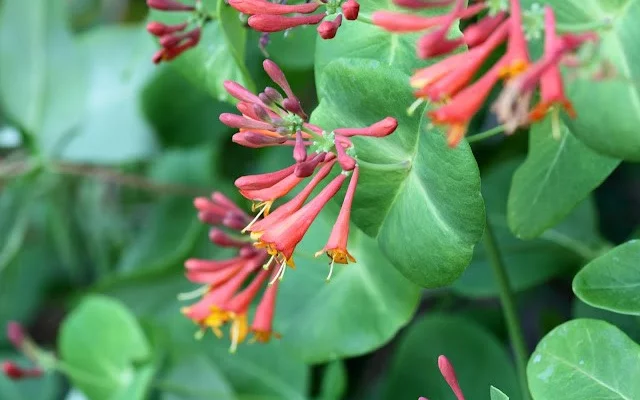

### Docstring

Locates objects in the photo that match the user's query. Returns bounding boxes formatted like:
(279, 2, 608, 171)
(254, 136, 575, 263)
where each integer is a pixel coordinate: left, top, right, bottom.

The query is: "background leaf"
(312, 59, 485, 288)
(382, 314, 520, 400)
(59, 295, 153, 400)
(573, 240, 640, 315)
(508, 115, 619, 239)
(528, 319, 640, 400)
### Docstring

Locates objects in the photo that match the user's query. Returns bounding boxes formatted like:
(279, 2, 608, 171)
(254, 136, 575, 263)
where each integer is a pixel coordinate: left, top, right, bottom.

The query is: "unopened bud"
(264, 87, 284, 103)
(147, 0, 194, 11)
(146, 21, 188, 36)
(2, 362, 42, 380)
(293, 131, 307, 162)
(335, 143, 356, 171)
(295, 152, 325, 177)
(7, 322, 25, 350)
(342, 0, 360, 20)
(209, 228, 246, 248)
(233, 132, 287, 148)
(252, 104, 272, 122)
(317, 15, 342, 39)
(283, 97, 307, 120)
(438, 356, 465, 400)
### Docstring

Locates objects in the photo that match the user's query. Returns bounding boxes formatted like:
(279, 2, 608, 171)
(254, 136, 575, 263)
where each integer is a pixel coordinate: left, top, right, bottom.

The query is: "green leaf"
(312, 59, 485, 288)
(536, 0, 640, 160)
(317, 361, 347, 400)
(276, 214, 420, 363)
(159, 355, 236, 400)
(573, 240, 640, 315)
(528, 319, 640, 400)
(149, 0, 254, 102)
(490, 386, 510, 400)
(57, 26, 159, 163)
(116, 147, 214, 275)
(572, 298, 640, 343)
(382, 315, 520, 400)
(315, 0, 452, 83)
(508, 115, 619, 239)
(0, 0, 86, 143)
(453, 158, 606, 298)
(59, 295, 153, 400)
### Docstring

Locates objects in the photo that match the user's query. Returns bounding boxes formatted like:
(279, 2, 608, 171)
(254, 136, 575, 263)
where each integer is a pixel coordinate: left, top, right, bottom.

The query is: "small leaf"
(382, 315, 520, 400)
(573, 240, 640, 315)
(58, 26, 159, 163)
(0, 0, 86, 144)
(453, 159, 606, 298)
(59, 295, 153, 400)
(312, 59, 485, 288)
(490, 386, 510, 400)
(528, 319, 640, 400)
(508, 116, 619, 239)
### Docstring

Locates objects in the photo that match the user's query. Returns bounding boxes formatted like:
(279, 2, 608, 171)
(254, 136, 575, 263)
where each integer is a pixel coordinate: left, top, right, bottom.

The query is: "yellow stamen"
(229, 313, 249, 353)
(326, 257, 336, 282)
(242, 203, 269, 233)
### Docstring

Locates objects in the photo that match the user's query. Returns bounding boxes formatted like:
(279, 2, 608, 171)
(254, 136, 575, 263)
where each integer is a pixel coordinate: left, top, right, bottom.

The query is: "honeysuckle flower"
(146, 0, 208, 63)
(419, 355, 465, 400)
(374, 0, 597, 146)
(229, 0, 360, 45)
(184, 60, 399, 350)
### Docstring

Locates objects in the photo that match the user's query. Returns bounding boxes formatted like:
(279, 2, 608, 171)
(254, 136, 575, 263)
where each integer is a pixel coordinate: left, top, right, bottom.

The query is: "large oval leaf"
(382, 315, 520, 400)
(311, 59, 485, 288)
(149, 0, 253, 102)
(528, 319, 640, 400)
(535, 0, 640, 160)
(276, 214, 420, 363)
(452, 158, 606, 298)
(508, 116, 619, 239)
(573, 240, 640, 315)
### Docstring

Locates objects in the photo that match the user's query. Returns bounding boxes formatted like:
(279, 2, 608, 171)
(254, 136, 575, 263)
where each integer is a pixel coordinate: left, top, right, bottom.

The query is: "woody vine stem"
(483, 216, 531, 400)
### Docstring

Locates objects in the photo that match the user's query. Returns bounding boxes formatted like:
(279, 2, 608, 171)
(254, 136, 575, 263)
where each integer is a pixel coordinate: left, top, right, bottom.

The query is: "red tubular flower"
(256, 174, 347, 267)
(228, 0, 320, 15)
(315, 168, 359, 280)
(438, 356, 465, 400)
(335, 142, 356, 171)
(2, 362, 42, 380)
(147, 0, 194, 11)
(463, 11, 507, 48)
(232, 132, 288, 148)
(235, 164, 297, 191)
(248, 13, 327, 33)
(499, 0, 530, 79)
(146, 22, 188, 37)
(529, 6, 576, 122)
(372, 2, 484, 33)
(334, 117, 398, 137)
(318, 15, 343, 40)
(251, 277, 280, 342)
(429, 62, 503, 147)
(238, 172, 304, 216)
(342, 0, 360, 21)
(393, 0, 454, 8)
(224, 81, 265, 104)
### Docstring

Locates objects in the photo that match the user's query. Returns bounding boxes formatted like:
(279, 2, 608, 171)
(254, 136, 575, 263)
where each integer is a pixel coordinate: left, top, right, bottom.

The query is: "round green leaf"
(535, 0, 640, 160)
(453, 159, 605, 298)
(508, 116, 619, 239)
(149, 0, 254, 103)
(528, 319, 640, 400)
(311, 59, 485, 288)
(382, 315, 520, 400)
(573, 240, 640, 315)
(59, 295, 153, 400)
(276, 214, 420, 363)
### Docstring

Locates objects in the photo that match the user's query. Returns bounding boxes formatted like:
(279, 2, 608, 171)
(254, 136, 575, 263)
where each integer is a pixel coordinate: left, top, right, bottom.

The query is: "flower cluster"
(146, 0, 209, 64)
(229, 0, 360, 47)
(181, 59, 398, 350)
(373, 0, 598, 146)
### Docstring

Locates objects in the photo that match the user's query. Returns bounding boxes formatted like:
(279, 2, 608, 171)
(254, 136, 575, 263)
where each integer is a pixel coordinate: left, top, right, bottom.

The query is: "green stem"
(556, 19, 613, 33)
(467, 125, 506, 144)
(483, 217, 531, 400)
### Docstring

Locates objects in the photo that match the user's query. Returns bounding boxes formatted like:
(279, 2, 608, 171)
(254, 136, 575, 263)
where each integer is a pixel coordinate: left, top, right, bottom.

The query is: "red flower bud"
(342, 0, 360, 20)
(317, 15, 343, 40)
(248, 13, 326, 33)
(146, 21, 187, 37)
(2, 362, 42, 380)
(147, 0, 194, 11)
(228, 0, 320, 15)
(7, 321, 25, 349)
